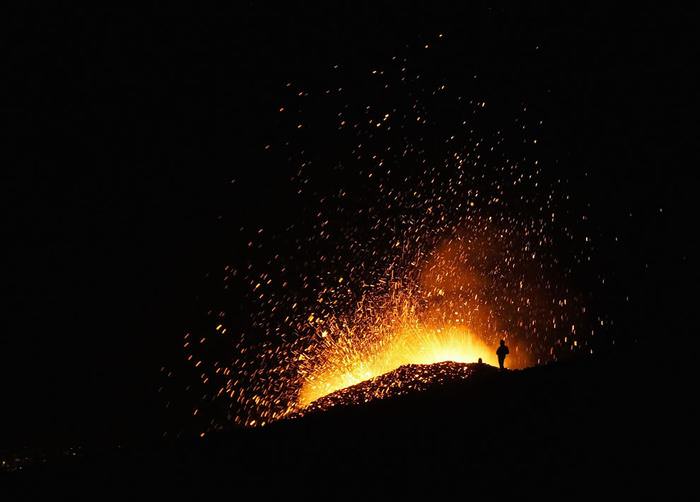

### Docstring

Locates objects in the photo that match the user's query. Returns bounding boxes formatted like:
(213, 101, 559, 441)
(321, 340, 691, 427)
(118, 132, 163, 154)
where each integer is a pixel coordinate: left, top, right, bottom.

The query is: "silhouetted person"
(477, 357, 483, 365)
(496, 339, 509, 370)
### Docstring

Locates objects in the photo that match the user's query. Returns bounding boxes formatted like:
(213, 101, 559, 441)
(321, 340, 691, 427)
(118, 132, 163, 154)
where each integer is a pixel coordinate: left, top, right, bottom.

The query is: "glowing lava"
(294, 234, 533, 409)
(174, 37, 603, 432)
(298, 325, 497, 406)
(296, 360, 497, 416)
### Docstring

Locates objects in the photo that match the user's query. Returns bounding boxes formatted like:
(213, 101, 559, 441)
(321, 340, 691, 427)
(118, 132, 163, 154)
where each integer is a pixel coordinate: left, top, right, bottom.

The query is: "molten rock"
(295, 361, 501, 416)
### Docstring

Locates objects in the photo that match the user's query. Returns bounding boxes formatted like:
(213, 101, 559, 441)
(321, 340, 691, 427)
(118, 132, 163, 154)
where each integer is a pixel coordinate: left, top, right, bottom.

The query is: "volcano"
(4, 343, 689, 498)
(296, 360, 503, 416)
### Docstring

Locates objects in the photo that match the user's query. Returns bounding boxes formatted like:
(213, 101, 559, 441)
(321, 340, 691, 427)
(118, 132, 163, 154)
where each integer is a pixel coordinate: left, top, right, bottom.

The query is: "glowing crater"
(298, 326, 499, 407)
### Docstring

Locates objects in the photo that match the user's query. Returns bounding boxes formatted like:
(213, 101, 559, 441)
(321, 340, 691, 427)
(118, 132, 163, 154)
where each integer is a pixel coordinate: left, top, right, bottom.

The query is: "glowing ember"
(297, 361, 498, 415)
(172, 34, 606, 431)
(295, 233, 535, 407)
(298, 326, 498, 407)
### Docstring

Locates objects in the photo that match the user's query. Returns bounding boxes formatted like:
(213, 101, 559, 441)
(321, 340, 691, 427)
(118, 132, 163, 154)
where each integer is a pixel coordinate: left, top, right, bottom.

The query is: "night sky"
(4, 3, 695, 452)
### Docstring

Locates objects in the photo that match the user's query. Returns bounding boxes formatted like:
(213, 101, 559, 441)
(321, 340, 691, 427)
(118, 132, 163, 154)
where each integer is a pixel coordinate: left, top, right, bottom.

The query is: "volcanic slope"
(7, 343, 691, 498)
(295, 361, 502, 416)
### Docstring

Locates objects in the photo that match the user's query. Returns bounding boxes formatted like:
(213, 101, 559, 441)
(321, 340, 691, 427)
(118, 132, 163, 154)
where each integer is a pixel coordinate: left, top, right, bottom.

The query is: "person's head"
(478, 357, 483, 364)
(500, 339, 505, 346)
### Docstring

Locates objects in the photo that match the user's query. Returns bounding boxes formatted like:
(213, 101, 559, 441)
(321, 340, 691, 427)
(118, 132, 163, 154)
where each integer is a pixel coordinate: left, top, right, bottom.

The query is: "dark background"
(4, 3, 695, 452)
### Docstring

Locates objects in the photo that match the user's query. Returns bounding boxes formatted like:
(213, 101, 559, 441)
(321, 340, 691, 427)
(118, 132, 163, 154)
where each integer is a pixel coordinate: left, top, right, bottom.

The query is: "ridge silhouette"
(5, 342, 690, 498)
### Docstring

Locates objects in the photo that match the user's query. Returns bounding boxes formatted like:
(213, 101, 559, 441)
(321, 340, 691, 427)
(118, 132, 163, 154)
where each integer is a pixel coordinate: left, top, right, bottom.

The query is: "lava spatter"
(176, 34, 603, 431)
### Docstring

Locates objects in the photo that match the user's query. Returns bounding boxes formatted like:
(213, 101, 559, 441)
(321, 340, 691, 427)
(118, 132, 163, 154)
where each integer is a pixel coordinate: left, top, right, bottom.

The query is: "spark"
(174, 36, 603, 431)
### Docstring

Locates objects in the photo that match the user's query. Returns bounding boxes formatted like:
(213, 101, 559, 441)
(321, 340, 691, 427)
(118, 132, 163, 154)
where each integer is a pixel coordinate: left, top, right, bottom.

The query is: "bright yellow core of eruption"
(297, 326, 498, 407)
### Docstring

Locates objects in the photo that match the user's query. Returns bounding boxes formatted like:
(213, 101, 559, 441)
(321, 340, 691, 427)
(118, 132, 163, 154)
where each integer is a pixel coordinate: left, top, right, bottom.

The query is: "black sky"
(4, 3, 695, 450)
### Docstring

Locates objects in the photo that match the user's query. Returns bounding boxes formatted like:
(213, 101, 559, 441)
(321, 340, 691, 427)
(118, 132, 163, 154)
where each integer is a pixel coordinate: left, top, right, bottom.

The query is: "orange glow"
(294, 234, 533, 410)
(298, 324, 498, 406)
(179, 47, 598, 431)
